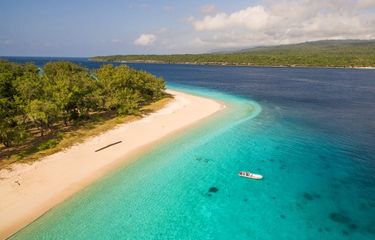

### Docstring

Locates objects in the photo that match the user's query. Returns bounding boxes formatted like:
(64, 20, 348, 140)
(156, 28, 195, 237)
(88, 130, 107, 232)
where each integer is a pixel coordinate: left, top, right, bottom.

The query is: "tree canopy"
(0, 60, 166, 147)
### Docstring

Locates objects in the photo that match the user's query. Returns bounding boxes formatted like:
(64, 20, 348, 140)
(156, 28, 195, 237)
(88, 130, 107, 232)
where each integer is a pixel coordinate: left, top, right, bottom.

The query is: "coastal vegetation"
(91, 40, 375, 68)
(0, 60, 167, 166)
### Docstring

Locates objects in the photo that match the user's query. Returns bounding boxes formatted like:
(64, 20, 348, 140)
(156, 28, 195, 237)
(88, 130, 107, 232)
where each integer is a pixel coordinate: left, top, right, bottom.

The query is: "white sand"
(0, 90, 224, 239)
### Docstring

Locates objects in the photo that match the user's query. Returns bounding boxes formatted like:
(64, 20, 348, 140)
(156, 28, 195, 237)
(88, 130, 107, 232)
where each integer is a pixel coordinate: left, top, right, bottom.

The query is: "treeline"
(0, 60, 165, 147)
(91, 40, 375, 67)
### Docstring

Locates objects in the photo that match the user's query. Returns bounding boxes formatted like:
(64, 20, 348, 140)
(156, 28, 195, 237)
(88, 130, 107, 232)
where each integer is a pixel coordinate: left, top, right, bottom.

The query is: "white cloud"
(134, 34, 156, 46)
(194, 6, 269, 31)
(189, 0, 375, 49)
(200, 4, 217, 14)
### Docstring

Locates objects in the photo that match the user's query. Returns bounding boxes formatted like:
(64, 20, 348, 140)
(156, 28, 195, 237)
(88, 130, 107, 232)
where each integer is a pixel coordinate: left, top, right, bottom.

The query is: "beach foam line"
(0, 89, 224, 239)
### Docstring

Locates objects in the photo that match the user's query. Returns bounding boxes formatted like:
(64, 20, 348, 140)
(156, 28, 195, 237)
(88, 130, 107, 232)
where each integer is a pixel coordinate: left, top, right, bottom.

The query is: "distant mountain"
(91, 39, 375, 68)
(237, 39, 375, 52)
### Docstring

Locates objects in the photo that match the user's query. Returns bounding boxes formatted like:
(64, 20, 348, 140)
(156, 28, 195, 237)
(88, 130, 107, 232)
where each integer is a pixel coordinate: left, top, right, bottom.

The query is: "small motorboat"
(238, 171, 263, 180)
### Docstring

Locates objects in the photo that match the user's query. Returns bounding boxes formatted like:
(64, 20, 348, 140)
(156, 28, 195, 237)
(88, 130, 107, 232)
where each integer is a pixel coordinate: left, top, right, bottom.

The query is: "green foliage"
(36, 133, 64, 151)
(0, 99, 28, 146)
(42, 61, 96, 124)
(91, 40, 375, 67)
(0, 61, 29, 147)
(26, 99, 59, 135)
(115, 88, 142, 115)
(37, 139, 59, 151)
(37, 133, 63, 151)
(95, 64, 165, 114)
(0, 60, 166, 148)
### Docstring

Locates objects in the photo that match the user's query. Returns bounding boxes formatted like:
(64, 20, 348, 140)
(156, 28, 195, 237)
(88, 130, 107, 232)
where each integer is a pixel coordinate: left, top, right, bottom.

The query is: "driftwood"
(94, 141, 122, 152)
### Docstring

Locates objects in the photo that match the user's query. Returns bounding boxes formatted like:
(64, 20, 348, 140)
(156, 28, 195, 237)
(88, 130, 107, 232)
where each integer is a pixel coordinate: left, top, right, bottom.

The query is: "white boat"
(238, 171, 263, 180)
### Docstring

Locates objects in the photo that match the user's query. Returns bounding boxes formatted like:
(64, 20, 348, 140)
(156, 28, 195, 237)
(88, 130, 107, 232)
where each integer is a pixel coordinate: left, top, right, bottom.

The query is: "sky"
(1, 0, 375, 57)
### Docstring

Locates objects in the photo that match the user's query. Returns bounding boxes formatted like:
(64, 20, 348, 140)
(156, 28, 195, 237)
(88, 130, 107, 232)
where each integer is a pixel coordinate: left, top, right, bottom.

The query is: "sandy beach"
(0, 90, 224, 239)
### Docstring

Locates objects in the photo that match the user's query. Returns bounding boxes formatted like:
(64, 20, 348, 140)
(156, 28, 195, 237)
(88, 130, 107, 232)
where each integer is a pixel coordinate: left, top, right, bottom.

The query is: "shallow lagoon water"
(6, 57, 375, 239)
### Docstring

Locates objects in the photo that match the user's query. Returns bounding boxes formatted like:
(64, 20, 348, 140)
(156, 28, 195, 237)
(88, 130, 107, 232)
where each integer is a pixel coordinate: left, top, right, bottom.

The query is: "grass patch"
(0, 96, 173, 169)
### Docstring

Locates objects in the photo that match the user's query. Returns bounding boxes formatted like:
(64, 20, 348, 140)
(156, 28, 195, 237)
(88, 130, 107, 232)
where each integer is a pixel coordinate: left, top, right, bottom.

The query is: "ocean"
(4, 57, 375, 239)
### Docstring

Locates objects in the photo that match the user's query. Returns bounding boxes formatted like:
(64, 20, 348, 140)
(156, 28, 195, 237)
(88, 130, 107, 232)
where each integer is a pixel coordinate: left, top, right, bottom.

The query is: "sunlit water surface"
(5, 57, 375, 239)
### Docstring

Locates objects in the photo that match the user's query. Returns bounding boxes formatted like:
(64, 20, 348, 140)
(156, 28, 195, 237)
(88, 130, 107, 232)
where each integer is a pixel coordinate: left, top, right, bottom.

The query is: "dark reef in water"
(330, 213, 351, 224)
(329, 212, 361, 234)
(342, 230, 350, 236)
(279, 165, 287, 170)
(348, 223, 358, 230)
(209, 187, 219, 193)
(302, 192, 322, 201)
(303, 193, 314, 201)
(324, 227, 331, 232)
(313, 193, 321, 199)
(195, 156, 212, 163)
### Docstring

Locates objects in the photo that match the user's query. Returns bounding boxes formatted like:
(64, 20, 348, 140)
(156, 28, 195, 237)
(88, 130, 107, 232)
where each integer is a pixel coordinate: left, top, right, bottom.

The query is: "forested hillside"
(91, 40, 375, 68)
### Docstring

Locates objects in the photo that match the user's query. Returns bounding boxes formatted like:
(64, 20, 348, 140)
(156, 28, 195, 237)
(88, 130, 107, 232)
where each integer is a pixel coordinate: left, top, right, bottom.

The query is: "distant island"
(91, 39, 375, 68)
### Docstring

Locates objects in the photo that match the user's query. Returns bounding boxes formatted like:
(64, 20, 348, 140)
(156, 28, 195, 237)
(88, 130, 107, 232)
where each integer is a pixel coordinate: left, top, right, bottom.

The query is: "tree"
(0, 61, 28, 146)
(95, 64, 165, 114)
(26, 99, 59, 136)
(95, 64, 117, 110)
(13, 63, 42, 123)
(43, 61, 95, 124)
(0, 98, 27, 147)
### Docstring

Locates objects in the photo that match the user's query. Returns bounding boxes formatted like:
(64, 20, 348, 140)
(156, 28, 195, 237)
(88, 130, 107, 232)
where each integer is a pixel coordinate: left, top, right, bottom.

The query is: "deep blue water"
(3, 57, 375, 239)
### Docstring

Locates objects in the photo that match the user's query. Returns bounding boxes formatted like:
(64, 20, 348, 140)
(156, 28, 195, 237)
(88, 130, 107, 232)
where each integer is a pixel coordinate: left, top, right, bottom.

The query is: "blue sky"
(1, 0, 374, 57)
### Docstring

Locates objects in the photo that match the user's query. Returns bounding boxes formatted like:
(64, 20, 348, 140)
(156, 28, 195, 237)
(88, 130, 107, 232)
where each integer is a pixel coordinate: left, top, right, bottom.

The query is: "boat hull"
(238, 172, 263, 180)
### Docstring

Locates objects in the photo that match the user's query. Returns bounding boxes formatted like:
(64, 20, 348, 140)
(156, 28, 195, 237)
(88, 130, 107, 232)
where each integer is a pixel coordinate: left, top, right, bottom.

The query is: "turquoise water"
(11, 86, 374, 239)
(5, 58, 375, 239)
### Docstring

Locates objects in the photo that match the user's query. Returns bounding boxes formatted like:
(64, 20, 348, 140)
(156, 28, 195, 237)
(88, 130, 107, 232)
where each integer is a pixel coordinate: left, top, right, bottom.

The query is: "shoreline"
(0, 90, 225, 239)
(89, 59, 375, 70)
